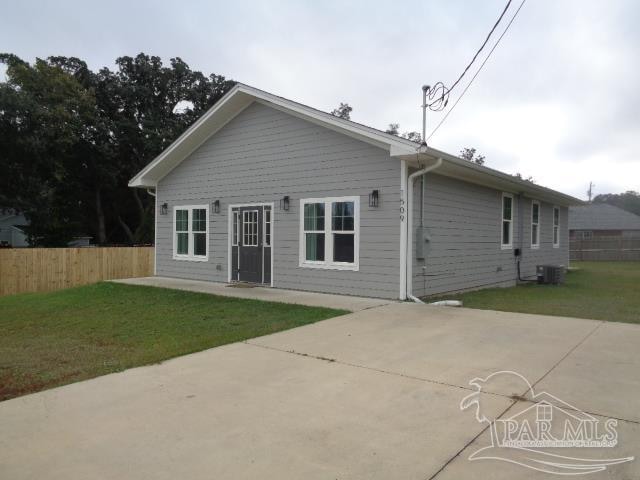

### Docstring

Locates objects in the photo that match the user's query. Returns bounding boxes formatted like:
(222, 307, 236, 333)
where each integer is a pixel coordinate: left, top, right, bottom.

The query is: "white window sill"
(299, 261, 359, 271)
(173, 255, 209, 262)
(553, 245, 560, 249)
(531, 245, 540, 250)
(501, 245, 513, 250)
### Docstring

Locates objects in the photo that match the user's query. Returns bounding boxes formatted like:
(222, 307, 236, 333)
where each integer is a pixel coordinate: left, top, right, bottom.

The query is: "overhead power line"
(423, 0, 514, 112)
(426, 0, 527, 142)
(447, 0, 513, 94)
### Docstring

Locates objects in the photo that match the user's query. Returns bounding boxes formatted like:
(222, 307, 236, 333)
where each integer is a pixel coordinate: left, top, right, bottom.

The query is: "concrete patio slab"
(249, 303, 602, 397)
(536, 320, 640, 423)
(0, 341, 510, 480)
(112, 276, 393, 312)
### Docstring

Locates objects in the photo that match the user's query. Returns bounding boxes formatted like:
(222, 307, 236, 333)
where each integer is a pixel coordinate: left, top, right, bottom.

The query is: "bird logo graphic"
(459, 370, 634, 475)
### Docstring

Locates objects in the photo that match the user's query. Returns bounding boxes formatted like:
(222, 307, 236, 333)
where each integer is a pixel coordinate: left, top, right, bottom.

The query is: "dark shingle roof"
(569, 204, 640, 230)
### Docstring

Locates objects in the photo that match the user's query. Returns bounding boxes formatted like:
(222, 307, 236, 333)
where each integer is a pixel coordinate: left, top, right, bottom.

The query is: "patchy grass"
(0, 282, 348, 401)
(428, 262, 640, 324)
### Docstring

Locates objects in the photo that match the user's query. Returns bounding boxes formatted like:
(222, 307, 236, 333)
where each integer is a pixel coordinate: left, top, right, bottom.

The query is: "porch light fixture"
(280, 195, 290, 211)
(369, 189, 379, 208)
(160, 202, 168, 215)
(213, 199, 220, 214)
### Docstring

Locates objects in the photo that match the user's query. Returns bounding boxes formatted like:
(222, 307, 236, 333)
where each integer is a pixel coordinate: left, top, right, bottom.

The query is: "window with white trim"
(501, 193, 513, 249)
(531, 200, 540, 249)
(173, 205, 209, 261)
(553, 206, 560, 248)
(264, 208, 271, 247)
(300, 196, 359, 270)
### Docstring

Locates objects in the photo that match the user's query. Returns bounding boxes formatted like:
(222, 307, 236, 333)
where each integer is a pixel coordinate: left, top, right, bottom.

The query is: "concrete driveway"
(1, 303, 638, 479)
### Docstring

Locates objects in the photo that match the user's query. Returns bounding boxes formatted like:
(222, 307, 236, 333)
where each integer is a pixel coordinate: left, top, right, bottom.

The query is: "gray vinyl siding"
(156, 101, 401, 299)
(412, 173, 569, 297)
(518, 198, 569, 277)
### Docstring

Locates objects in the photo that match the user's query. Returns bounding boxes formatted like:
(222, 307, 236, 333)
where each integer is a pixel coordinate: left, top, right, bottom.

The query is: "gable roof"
(129, 83, 582, 206)
(569, 203, 640, 230)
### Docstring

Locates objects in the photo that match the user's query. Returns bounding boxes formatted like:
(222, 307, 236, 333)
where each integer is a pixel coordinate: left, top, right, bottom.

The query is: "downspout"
(406, 157, 442, 303)
(146, 188, 156, 197)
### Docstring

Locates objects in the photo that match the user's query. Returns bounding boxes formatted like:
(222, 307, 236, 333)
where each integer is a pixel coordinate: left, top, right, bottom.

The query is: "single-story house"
(129, 84, 582, 300)
(569, 204, 640, 240)
(0, 210, 28, 247)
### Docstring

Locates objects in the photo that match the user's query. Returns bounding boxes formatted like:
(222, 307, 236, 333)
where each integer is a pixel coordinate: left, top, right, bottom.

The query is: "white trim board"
(298, 196, 360, 271)
(227, 202, 275, 287)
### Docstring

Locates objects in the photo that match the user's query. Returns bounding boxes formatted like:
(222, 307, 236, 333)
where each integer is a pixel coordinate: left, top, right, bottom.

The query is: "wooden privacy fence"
(0, 247, 154, 297)
(570, 236, 640, 261)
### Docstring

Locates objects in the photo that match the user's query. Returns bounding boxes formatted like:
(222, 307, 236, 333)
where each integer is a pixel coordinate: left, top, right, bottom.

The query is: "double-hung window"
(173, 205, 209, 261)
(553, 206, 560, 248)
(531, 200, 540, 249)
(501, 193, 514, 249)
(300, 196, 359, 270)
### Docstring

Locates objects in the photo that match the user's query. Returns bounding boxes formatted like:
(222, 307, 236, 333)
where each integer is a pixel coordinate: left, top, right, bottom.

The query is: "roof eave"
(392, 145, 584, 207)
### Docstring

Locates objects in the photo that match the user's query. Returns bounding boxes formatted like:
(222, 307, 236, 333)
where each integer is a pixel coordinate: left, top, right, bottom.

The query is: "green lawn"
(0, 282, 348, 401)
(430, 262, 640, 324)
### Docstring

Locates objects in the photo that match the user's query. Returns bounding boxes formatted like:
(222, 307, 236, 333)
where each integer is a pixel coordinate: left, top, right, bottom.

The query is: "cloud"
(1, 0, 638, 198)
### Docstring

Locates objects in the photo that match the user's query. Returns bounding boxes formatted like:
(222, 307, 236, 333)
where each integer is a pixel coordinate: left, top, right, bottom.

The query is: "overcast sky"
(2, 0, 638, 199)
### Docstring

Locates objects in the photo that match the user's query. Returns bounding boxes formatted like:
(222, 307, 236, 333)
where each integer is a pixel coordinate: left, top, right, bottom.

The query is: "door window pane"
(232, 211, 239, 246)
(305, 233, 325, 261)
(333, 233, 354, 263)
(264, 209, 271, 246)
(243, 210, 258, 246)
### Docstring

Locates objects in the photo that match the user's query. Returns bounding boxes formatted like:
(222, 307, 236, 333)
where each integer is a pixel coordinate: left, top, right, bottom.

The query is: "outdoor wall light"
(280, 195, 290, 211)
(160, 202, 168, 215)
(369, 189, 379, 208)
(213, 200, 220, 214)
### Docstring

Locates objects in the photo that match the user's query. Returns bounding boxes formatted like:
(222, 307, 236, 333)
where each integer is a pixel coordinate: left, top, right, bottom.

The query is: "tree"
(383, 123, 399, 135)
(402, 131, 422, 144)
(593, 191, 640, 216)
(385, 123, 421, 143)
(513, 172, 535, 183)
(330, 102, 352, 120)
(0, 53, 235, 246)
(459, 147, 485, 166)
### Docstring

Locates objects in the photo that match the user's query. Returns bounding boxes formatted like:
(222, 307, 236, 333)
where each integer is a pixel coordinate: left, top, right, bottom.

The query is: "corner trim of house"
(399, 160, 408, 300)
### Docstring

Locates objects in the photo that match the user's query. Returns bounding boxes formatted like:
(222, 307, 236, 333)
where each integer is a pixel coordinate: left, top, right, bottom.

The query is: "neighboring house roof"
(129, 83, 582, 206)
(569, 203, 640, 231)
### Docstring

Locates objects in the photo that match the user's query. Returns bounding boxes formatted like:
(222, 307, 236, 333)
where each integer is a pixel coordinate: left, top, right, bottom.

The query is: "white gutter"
(146, 188, 156, 197)
(406, 156, 443, 303)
